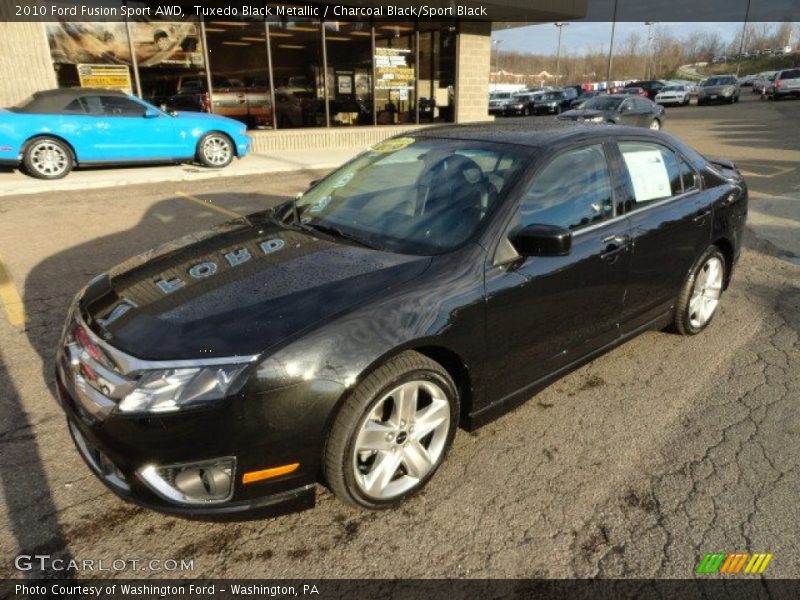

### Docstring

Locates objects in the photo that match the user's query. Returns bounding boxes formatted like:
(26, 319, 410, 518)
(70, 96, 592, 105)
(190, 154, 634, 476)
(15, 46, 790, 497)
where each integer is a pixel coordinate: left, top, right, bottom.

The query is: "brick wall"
(0, 19, 56, 107)
(454, 21, 493, 124)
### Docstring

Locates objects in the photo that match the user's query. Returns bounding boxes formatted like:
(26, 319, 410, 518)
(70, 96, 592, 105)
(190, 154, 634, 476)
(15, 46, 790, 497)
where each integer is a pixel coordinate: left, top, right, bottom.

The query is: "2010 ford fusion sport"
(55, 122, 747, 517)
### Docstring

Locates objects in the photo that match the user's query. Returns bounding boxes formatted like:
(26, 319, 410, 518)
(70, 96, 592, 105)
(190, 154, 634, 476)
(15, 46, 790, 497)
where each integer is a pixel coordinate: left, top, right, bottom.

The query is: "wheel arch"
(22, 134, 78, 163)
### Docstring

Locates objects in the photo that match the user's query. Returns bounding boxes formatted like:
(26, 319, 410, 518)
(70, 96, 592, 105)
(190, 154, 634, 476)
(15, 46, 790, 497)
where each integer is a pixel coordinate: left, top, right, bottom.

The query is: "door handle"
(692, 209, 711, 223)
(600, 234, 630, 263)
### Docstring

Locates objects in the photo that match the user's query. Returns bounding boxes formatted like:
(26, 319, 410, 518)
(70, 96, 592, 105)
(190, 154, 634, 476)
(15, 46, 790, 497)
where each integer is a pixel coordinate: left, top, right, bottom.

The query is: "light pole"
(492, 39, 503, 87)
(554, 23, 569, 86)
(644, 22, 655, 79)
(606, 0, 619, 91)
(735, 0, 752, 76)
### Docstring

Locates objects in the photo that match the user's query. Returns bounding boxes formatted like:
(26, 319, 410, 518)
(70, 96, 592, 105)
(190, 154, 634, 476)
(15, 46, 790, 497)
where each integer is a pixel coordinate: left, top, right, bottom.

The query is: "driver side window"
(519, 145, 614, 231)
(99, 96, 145, 117)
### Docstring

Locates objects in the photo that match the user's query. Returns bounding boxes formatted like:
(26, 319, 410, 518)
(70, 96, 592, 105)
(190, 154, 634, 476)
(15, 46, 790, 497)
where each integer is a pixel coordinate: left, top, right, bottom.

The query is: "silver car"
(697, 75, 740, 105)
(769, 68, 800, 100)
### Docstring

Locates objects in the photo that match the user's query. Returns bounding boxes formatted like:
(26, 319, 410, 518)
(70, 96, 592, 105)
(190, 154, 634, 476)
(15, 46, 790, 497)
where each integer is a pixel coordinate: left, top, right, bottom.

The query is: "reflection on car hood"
(80, 213, 431, 360)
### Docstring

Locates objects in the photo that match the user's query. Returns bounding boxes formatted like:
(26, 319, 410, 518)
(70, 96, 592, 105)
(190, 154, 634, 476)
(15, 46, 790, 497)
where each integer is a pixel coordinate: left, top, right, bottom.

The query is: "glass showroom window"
(131, 14, 207, 111)
(324, 21, 374, 126)
(418, 25, 457, 123)
(374, 23, 417, 125)
(46, 3, 136, 93)
(269, 18, 325, 129)
(204, 20, 272, 129)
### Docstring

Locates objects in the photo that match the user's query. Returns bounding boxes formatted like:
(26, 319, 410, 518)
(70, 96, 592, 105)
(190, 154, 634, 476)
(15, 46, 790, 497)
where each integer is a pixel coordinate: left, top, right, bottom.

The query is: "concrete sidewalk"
(0, 148, 363, 197)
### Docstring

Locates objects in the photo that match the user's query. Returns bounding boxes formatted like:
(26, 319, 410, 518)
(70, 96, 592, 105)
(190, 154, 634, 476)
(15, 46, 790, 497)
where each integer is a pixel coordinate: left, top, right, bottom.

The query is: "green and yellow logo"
(696, 552, 773, 575)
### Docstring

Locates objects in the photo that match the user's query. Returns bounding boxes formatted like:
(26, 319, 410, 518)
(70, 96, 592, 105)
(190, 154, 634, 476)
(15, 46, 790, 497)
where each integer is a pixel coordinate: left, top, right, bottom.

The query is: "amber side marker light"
(242, 463, 300, 484)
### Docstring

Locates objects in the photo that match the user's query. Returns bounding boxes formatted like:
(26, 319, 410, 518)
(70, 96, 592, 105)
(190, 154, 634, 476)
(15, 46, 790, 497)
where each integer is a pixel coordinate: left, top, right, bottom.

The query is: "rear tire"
(22, 137, 73, 179)
(674, 247, 726, 335)
(324, 351, 459, 510)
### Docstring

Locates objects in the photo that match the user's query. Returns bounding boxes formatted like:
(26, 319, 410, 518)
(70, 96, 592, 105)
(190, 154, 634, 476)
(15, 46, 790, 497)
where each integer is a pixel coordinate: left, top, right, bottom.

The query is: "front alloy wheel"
(325, 351, 458, 509)
(196, 133, 234, 168)
(649, 118, 661, 130)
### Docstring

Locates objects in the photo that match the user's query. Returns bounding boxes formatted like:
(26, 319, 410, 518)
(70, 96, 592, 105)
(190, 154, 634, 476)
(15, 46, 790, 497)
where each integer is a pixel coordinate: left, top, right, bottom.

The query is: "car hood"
(558, 108, 611, 120)
(174, 111, 241, 126)
(80, 213, 431, 360)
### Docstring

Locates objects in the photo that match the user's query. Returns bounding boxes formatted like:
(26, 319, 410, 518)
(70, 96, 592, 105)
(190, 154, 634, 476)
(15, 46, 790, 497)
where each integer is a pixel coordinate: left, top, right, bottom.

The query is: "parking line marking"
(0, 255, 26, 327)
(175, 191, 243, 219)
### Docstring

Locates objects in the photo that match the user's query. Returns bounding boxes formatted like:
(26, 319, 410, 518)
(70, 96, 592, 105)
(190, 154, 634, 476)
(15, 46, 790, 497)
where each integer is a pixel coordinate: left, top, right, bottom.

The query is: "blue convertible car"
(0, 88, 251, 179)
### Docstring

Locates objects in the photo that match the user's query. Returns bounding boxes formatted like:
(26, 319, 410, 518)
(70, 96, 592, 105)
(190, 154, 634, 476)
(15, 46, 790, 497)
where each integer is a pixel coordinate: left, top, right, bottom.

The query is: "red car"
(622, 87, 649, 97)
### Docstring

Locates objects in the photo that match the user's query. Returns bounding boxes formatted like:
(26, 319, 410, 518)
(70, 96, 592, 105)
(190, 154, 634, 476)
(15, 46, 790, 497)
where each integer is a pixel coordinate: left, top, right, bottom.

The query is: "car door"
(617, 97, 639, 125)
(610, 139, 713, 332)
(80, 95, 177, 162)
(483, 142, 632, 403)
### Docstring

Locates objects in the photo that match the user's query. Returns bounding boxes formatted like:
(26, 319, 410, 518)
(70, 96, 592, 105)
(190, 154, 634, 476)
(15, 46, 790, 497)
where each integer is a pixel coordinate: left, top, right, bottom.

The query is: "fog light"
(138, 457, 235, 505)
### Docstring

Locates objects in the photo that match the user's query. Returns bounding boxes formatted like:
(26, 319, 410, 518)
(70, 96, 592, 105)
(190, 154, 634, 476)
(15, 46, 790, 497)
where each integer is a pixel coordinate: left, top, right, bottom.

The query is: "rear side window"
(519, 144, 614, 230)
(780, 69, 800, 79)
(679, 158, 699, 192)
(64, 99, 85, 114)
(619, 141, 682, 209)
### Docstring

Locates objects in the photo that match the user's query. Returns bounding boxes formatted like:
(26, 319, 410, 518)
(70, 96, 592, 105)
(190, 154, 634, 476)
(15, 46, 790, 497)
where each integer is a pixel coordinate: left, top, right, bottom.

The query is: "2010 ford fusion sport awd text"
(55, 122, 747, 517)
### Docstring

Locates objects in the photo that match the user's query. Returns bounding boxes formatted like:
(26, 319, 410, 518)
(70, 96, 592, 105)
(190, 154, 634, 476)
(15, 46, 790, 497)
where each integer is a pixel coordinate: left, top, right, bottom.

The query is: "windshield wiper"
(305, 223, 374, 249)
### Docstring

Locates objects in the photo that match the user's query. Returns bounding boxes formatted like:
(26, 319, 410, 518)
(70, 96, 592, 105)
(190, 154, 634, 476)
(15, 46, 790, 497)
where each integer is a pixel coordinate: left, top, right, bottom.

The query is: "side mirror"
(509, 224, 572, 257)
(143, 108, 161, 118)
(308, 179, 321, 189)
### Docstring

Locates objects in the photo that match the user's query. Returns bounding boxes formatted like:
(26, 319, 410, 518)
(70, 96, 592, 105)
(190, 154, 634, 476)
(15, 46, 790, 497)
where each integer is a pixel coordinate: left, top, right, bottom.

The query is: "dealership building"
(0, 1, 585, 152)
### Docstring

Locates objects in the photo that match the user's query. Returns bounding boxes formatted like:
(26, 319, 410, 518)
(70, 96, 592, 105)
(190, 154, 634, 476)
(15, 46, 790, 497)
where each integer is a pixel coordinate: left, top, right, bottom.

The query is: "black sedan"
(558, 94, 666, 130)
(56, 123, 746, 517)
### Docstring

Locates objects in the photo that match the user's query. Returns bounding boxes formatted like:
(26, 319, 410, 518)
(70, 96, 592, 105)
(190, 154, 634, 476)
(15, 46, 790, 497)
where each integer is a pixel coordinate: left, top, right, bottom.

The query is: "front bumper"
(56, 370, 317, 519)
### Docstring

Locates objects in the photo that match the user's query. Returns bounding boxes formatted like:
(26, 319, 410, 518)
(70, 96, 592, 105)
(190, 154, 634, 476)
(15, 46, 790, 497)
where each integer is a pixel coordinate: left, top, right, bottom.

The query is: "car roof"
(410, 120, 656, 149)
(17, 87, 129, 113)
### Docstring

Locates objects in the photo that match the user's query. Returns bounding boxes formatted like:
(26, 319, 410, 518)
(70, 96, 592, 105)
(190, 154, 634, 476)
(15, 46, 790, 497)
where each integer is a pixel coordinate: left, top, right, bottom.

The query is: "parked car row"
(712, 46, 793, 62)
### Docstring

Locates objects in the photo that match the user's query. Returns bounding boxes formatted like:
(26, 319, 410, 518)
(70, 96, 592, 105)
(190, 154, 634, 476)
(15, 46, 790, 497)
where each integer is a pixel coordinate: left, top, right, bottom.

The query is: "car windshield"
(662, 85, 684, 91)
(491, 93, 512, 99)
(290, 138, 529, 255)
(583, 96, 623, 110)
(704, 77, 734, 86)
(539, 93, 557, 101)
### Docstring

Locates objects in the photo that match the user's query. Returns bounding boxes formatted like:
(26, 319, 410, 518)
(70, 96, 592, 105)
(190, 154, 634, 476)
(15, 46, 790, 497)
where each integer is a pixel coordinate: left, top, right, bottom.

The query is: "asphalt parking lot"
(0, 93, 798, 579)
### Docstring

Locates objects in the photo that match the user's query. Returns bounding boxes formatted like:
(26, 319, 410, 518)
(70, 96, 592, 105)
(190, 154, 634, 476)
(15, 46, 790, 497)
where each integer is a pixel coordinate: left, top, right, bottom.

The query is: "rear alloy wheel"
(324, 351, 459, 509)
(196, 132, 234, 168)
(23, 137, 73, 179)
(649, 118, 661, 130)
(674, 247, 726, 335)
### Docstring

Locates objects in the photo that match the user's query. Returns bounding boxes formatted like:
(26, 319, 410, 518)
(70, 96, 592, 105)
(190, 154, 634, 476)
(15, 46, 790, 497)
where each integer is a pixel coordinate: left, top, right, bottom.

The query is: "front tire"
(324, 351, 459, 510)
(22, 137, 73, 179)
(196, 132, 234, 168)
(674, 247, 726, 335)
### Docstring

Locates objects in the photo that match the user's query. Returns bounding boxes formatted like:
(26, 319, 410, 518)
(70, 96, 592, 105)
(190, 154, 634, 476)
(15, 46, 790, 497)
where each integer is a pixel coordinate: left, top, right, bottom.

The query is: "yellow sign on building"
(77, 64, 132, 93)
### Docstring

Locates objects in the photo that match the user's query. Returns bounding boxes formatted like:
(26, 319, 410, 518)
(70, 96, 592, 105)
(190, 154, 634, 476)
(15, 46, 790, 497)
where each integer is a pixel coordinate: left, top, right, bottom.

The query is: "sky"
(492, 22, 781, 56)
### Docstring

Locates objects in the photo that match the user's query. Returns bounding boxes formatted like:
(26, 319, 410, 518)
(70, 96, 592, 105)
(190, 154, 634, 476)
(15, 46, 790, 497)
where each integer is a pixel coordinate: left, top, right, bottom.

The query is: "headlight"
(589, 116, 605, 122)
(118, 364, 249, 414)
(723, 87, 733, 95)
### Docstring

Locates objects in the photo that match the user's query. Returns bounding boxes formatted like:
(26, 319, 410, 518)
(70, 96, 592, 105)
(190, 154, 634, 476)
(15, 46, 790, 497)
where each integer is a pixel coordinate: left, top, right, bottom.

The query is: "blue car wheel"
(196, 132, 234, 169)
(23, 137, 73, 179)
